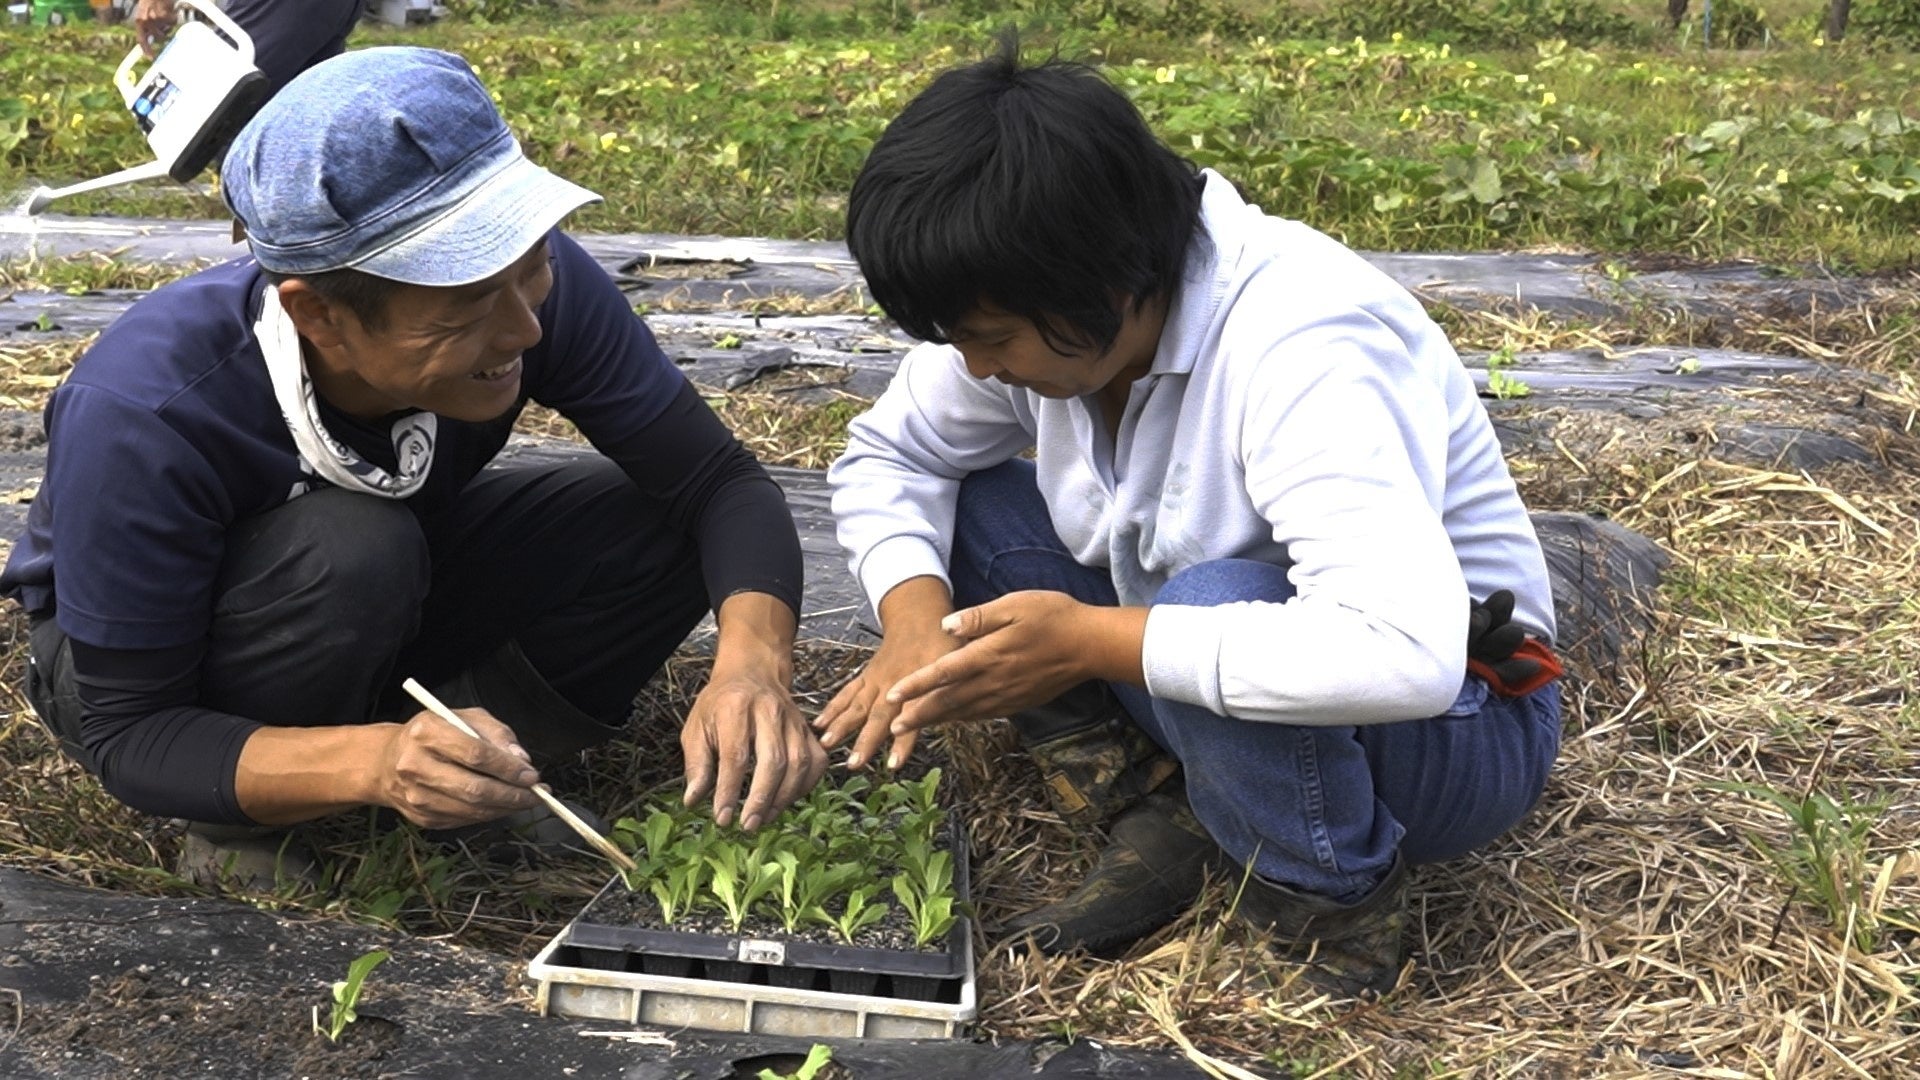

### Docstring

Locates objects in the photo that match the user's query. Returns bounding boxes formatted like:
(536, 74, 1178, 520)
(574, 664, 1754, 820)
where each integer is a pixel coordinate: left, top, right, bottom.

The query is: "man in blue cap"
(1, 47, 823, 888)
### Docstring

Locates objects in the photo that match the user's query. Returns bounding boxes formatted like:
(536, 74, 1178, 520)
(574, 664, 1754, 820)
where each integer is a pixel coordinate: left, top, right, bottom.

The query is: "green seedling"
(771, 848, 808, 933)
(816, 885, 889, 944)
(707, 836, 786, 932)
(1486, 368, 1533, 399)
(312, 948, 389, 1044)
(658, 830, 717, 924)
(1483, 346, 1532, 400)
(1718, 780, 1885, 952)
(891, 849, 958, 948)
(608, 771, 959, 947)
(758, 1043, 834, 1080)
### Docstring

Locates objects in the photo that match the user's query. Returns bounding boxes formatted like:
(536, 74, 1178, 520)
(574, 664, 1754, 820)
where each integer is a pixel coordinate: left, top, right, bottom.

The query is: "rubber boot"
(417, 639, 623, 769)
(1232, 855, 1411, 998)
(175, 822, 322, 894)
(1003, 785, 1228, 955)
(1007, 681, 1179, 827)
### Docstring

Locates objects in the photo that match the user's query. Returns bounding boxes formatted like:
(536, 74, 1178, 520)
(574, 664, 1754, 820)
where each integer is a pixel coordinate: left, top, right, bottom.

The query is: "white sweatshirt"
(828, 171, 1555, 725)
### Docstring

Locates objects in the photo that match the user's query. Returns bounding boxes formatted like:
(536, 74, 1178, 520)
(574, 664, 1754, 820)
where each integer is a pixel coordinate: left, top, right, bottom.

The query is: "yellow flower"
(1541, 91, 1557, 106)
(1155, 66, 1176, 84)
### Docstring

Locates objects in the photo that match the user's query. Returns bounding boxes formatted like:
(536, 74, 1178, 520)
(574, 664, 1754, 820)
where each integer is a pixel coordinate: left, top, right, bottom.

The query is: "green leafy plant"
(1718, 780, 1886, 952)
(609, 771, 959, 948)
(1484, 344, 1533, 399)
(312, 948, 389, 1044)
(706, 834, 787, 932)
(817, 884, 890, 944)
(891, 853, 958, 948)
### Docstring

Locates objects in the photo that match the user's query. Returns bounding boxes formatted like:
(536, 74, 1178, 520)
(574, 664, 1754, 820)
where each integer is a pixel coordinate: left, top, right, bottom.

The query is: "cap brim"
(351, 156, 601, 286)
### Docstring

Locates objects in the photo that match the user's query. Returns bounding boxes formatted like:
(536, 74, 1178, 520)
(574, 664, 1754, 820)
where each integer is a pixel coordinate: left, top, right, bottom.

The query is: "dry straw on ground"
(0, 283, 1915, 1076)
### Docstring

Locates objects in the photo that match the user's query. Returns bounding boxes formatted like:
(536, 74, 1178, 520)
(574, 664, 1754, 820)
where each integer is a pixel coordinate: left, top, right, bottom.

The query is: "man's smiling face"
(292, 238, 555, 423)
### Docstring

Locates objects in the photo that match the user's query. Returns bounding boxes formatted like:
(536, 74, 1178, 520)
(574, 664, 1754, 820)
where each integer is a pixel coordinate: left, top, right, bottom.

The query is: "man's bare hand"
(375, 707, 542, 830)
(681, 666, 827, 832)
(132, 0, 178, 57)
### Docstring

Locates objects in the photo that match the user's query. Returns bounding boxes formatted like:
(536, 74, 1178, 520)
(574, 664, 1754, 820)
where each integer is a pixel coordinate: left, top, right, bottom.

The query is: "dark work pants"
(29, 455, 710, 770)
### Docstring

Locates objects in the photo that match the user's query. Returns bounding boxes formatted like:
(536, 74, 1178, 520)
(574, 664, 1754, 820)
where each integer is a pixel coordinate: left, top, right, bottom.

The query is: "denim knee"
(953, 460, 1044, 551)
(1153, 558, 1296, 609)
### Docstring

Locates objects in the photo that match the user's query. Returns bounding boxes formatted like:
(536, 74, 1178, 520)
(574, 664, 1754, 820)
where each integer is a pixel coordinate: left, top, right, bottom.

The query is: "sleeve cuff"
(855, 536, 952, 628)
(1141, 604, 1227, 716)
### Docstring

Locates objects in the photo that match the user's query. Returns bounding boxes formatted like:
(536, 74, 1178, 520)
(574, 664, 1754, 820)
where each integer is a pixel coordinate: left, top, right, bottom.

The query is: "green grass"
(3, 2, 1917, 266)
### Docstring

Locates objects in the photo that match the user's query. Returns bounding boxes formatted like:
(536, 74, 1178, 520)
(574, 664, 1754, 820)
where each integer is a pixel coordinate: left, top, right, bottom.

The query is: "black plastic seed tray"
(559, 832, 971, 1004)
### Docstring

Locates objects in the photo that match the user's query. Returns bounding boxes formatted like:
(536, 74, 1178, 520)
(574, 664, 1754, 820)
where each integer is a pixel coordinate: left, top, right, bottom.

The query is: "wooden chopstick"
(400, 678, 637, 873)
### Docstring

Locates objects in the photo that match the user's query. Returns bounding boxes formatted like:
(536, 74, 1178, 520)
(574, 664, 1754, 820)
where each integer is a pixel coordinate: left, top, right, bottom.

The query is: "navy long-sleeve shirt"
(1, 231, 802, 821)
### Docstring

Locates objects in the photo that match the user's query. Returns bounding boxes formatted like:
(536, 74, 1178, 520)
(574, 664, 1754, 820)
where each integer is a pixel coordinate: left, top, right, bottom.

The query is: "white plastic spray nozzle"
(22, 161, 174, 217)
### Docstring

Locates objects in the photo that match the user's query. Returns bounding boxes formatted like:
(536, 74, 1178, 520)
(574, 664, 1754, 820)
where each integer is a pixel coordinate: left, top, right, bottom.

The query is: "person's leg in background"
(221, 0, 365, 99)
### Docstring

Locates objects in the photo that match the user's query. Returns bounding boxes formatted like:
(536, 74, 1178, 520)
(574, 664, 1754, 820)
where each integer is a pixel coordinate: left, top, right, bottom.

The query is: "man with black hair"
(3, 48, 823, 890)
(819, 44, 1562, 996)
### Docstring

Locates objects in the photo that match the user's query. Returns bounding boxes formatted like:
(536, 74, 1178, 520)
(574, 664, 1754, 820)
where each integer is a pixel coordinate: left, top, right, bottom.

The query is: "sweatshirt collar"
(1145, 169, 1248, 378)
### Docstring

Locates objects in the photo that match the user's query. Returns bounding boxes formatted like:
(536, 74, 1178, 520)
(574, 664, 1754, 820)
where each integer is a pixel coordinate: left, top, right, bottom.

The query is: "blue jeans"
(950, 460, 1562, 901)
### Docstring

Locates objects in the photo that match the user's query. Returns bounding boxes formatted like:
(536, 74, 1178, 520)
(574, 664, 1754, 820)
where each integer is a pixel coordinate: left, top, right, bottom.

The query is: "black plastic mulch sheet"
(0, 868, 1212, 1079)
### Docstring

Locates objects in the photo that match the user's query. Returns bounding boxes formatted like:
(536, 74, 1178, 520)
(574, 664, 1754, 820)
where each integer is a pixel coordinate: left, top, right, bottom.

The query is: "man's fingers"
(409, 710, 538, 786)
(679, 722, 716, 808)
(452, 707, 532, 763)
(773, 712, 825, 816)
(710, 708, 751, 829)
(739, 698, 787, 832)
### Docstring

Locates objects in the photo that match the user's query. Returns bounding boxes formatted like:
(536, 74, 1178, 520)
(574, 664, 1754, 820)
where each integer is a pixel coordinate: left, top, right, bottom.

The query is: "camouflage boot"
(1232, 855, 1410, 998)
(1004, 786, 1228, 955)
(1007, 681, 1179, 827)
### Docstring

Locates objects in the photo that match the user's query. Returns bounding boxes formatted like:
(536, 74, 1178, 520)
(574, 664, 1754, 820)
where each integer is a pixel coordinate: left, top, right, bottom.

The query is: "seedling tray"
(565, 832, 968, 988)
(531, 832, 975, 1038)
(527, 923, 975, 1039)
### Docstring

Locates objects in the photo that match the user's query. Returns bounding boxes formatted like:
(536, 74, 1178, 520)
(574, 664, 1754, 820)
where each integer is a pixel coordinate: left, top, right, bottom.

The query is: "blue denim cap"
(222, 47, 600, 286)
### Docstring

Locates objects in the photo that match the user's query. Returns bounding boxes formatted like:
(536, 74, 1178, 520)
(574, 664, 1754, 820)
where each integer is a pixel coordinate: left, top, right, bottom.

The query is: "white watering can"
(26, 0, 269, 215)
